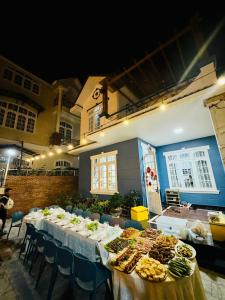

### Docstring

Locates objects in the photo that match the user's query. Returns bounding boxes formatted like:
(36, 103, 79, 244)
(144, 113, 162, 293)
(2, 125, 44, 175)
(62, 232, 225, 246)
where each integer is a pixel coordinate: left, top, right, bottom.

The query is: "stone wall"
(5, 176, 78, 214)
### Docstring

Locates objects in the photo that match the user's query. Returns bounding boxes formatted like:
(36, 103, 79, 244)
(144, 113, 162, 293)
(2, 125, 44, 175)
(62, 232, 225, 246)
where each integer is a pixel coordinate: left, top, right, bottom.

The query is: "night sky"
(1, 7, 225, 84)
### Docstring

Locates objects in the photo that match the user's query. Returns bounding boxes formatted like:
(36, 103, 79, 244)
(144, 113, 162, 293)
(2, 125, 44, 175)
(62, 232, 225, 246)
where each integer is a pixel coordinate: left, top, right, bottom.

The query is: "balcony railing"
(7, 168, 79, 176)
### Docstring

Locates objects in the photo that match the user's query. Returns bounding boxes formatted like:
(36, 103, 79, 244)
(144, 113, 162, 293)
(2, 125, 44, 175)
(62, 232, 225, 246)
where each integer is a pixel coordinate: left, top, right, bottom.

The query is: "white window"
(88, 104, 102, 133)
(55, 160, 71, 168)
(0, 100, 36, 133)
(90, 150, 118, 195)
(164, 146, 218, 194)
(59, 121, 73, 143)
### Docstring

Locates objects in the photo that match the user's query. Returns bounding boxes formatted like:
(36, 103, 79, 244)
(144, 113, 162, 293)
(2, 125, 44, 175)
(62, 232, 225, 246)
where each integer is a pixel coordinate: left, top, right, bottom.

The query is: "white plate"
(175, 241, 196, 260)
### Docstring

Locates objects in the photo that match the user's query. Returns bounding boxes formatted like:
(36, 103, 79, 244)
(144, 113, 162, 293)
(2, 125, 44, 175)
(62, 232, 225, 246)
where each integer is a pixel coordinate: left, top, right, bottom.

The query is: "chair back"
(124, 220, 143, 230)
(29, 207, 41, 213)
(12, 211, 24, 223)
(36, 231, 47, 252)
(56, 246, 74, 276)
(25, 223, 35, 235)
(65, 205, 73, 213)
(73, 209, 83, 216)
(82, 211, 91, 218)
(90, 213, 100, 221)
(44, 239, 58, 264)
(73, 253, 97, 286)
(100, 214, 112, 224)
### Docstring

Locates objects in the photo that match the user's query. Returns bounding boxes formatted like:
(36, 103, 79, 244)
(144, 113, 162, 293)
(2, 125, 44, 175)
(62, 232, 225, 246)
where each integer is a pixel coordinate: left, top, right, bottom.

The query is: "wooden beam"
(159, 44, 176, 82)
(175, 31, 186, 70)
(107, 25, 192, 85)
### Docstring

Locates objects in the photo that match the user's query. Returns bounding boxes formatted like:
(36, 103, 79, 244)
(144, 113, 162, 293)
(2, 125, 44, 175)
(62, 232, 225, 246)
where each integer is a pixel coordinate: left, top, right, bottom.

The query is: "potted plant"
(108, 193, 124, 216)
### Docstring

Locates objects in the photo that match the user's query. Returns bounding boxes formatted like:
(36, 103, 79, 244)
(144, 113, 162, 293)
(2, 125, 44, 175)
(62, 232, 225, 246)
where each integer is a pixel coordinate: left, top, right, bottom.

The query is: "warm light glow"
(100, 131, 105, 137)
(26, 159, 30, 162)
(67, 144, 73, 150)
(31, 157, 35, 161)
(48, 152, 54, 156)
(81, 138, 87, 145)
(56, 148, 63, 154)
(35, 156, 40, 160)
(6, 149, 16, 156)
(41, 154, 46, 159)
(217, 76, 225, 86)
(123, 119, 129, 126)
(173, 128, 183, 134)
(160, 103, 166, 111)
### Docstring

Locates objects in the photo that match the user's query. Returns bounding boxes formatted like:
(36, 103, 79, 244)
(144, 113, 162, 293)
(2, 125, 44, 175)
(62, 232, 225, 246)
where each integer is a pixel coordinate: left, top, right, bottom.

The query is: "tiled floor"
(1, 219, 225, 300)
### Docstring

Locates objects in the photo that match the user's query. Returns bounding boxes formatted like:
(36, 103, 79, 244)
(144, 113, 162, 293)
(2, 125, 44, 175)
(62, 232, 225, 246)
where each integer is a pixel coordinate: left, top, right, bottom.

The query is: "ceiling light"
(100, 131, 105, 137)
(123, 119, 129, 126)
(48, 152, 54, 156)
(56, 148, 62, 154)
(41, 154, 46, 159)
(160, 103, 166, 111)
(81, 138, 87, 145)
(217, 76, 225, 86)
(67, 144, 73, 150)
(35, 156, 40, 160)
(173, 128, 183, 134)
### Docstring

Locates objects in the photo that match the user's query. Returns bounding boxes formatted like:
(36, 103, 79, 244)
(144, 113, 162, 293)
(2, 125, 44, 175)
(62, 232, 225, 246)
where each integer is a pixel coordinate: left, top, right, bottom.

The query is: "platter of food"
(135, 257, 167, 282)
(110, 248, 142, 273)
(155, 235, 178, 249)
(120, 227, 141, 239)
(130, 237, 154, 253)
(141, 228, 161, 240)
(148, 244, 175, 264)
(175, 241, 196, 260)
(104, 237, 130, 253)
(167, 257, 194, 278)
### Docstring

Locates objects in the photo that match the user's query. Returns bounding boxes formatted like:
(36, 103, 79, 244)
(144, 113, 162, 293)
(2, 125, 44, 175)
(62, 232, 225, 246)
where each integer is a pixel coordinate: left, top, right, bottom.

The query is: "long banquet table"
(24, 209, 207, 300)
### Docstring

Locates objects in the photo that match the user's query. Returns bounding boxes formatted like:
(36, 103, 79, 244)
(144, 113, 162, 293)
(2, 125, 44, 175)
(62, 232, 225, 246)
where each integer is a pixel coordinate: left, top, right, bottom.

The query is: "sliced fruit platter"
(104, 237, 130, 253)
(175, 242, 196, 259)
(120, 227, 141, 239)
(110, 247, 142, 273)
(149, 244, 175, 264)
(135, 257, 167, 282)
(168, 257, 193, 278)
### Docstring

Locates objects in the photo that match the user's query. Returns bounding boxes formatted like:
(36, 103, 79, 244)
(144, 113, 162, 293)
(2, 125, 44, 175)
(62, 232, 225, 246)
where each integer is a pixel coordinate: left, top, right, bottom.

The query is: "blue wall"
(79, 138, 143, 198)
(156, 136, 225, 207)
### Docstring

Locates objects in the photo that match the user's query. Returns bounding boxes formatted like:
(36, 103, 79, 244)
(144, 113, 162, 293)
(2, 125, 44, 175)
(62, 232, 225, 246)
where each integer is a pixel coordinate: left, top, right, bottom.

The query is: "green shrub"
(123, 190, 142, 208)
(108, 193, 124, 210)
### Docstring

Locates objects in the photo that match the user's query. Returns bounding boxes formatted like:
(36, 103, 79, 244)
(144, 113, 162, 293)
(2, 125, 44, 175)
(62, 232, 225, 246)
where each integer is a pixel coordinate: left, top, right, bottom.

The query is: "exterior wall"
(32, 153, 79, 169)
(206, 92, 225, 169)
(6, 175, 78, 214)
(79, 138, 143, 198)
(156, 136, 225, 207)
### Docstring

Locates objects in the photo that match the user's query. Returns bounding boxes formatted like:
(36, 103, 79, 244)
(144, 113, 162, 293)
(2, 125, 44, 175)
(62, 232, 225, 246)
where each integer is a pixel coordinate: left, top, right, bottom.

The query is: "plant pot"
(111, 207, 122, 217)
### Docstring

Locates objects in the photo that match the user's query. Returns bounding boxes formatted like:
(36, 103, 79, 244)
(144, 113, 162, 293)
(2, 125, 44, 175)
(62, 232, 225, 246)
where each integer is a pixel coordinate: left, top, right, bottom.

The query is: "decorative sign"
(92, 88, 102, 100)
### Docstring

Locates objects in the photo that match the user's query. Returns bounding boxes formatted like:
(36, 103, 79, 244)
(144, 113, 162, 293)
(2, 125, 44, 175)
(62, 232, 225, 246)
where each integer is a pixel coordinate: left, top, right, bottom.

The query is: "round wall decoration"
(92, 88, 102, 99)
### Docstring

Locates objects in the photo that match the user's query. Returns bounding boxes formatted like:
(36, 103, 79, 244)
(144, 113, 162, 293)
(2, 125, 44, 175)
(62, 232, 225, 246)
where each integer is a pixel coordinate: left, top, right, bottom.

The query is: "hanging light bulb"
(100, 131, 105, 137)
(123, 118, 129, 126)
(48, 151, 54, 156)
(160, 102, 166, 111)
(56, 148, 62, 154)
(41, 154, 46, 159)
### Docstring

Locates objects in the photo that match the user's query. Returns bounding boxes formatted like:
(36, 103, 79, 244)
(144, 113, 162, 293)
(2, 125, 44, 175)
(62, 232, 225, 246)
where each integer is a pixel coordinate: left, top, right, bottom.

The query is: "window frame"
(55, 160, 71, 168)
(88, 104, 102, 133)
(163, 146, 219, 194)
(90, 150, 118, 195)
(59, 121, 73, 143)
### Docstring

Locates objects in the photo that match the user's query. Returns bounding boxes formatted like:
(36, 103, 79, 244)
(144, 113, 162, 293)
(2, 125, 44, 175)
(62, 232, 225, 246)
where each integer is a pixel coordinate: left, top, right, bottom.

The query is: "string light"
(217, 76, 225, 86)
(56, 148, 62, 154)
(160, 102, 166, 111)
(41, 154, 46, 159)
(123, 118, 129, 126)
(67, 144, 73, 150)
(48, 152, 54, 156)
(35, 156, 40, 160)
(81, 138, 87, 145)
(100, 131, 105, 137)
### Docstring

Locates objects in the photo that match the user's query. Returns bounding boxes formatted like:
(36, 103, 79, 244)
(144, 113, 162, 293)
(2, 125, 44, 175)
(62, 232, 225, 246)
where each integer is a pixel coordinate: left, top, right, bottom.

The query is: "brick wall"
(5, 176, 78, 214)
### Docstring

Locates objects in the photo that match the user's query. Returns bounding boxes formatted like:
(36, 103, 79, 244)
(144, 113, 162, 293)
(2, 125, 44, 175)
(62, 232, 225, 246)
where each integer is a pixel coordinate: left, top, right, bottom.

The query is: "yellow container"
(131, 206, 148, 221)
(209, 215, 225, 242)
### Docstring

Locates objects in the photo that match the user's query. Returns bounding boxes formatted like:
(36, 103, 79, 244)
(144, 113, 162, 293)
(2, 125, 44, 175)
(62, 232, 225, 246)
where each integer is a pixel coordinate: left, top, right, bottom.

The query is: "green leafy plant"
(86, 222, 98, 231)
(70, 217, 81, 225)
(41, 208, 51, 216)
(123, 190, 142, 208)
(57, 214, 65, 219)
(108, 193, 124, 210)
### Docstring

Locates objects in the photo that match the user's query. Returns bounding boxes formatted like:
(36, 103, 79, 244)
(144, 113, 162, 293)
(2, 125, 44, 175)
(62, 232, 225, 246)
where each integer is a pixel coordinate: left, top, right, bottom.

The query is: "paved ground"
(1, 219, 225, 300)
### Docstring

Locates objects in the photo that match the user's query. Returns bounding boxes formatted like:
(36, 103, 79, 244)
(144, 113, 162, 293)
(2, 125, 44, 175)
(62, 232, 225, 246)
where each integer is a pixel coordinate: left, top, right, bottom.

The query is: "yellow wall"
(31, 152, 79, 169)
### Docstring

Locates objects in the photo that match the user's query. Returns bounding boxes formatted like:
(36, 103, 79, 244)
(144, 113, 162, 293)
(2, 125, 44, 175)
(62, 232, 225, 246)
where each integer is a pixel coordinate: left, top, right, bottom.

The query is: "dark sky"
(1, 6, 225, 84)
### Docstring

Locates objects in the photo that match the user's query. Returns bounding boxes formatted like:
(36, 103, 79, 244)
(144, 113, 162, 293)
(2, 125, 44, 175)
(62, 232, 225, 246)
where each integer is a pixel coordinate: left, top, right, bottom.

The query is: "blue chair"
(48, 205, 59, 209)
(83, 211, 92, 218)
(29, 231, 47, 274)
(73, 253, 113, 300)
(124, 219, 143, 230)
(47, 246, 74, 300)
(29, 207, 41, 213)
(65, 205, 73, 213)
(100, 214, 112, 224)
(90, 213, 100, 221)
(7, 211, 24, 240)
(110, 217, 125, 228)
(19, 223, 35, 259)
(35, 239, 58, 288)
(73, 209, 83, 216)
(23, 228, 39, 265)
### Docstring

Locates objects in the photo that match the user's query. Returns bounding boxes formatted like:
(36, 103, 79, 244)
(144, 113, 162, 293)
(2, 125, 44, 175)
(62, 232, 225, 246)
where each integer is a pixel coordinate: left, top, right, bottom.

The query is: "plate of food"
(104, 237, 130, 253)
(120, 227, 141, 239)
(149, 244, 175, 264)
(175, 241, 196, 260)
(167, 257, 194, 278)
(136, 257, 167, 282)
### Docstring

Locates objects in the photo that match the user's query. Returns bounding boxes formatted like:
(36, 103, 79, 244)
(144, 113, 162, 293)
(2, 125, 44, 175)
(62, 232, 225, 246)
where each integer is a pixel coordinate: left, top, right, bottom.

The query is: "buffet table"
(24, 208, 207, 300)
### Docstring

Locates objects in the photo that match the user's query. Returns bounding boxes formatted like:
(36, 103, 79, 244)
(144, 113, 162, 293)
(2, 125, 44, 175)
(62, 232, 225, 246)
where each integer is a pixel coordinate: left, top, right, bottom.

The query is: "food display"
(141, 228, 161, 240)
(131, 237, 154, 253)
(136, 257, 167, 282)
(70, 217, 81, 225)
(41, 208, 51, 216)
(104, 237, 130, 253)
(175, 243, 195, 259)
(111, 248, 142, 273)
(155, 235, 178, 249)
(86, 222, 99, 231)
(191, 222, 208, 238)
(149, 244, 175, 264)
(57, 214, 65, 219)
(168, 257, 192, 278)
(120, 227, 141, 239)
